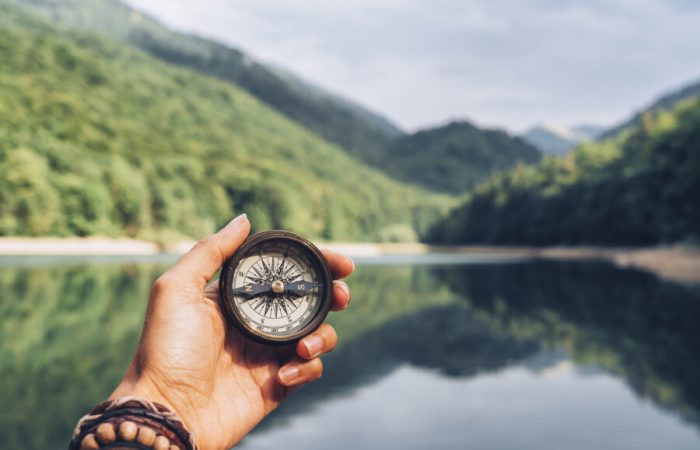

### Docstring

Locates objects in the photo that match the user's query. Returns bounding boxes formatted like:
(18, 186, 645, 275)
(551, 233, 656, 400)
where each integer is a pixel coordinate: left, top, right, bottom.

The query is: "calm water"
(1, 255, 699, 449)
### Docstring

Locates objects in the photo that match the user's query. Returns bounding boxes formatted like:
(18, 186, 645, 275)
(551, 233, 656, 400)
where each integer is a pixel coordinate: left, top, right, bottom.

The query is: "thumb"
(170, 214, 250, 288)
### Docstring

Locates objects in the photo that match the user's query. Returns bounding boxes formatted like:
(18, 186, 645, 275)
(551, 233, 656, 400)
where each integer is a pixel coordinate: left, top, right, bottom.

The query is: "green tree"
(0, 148, 61, 235)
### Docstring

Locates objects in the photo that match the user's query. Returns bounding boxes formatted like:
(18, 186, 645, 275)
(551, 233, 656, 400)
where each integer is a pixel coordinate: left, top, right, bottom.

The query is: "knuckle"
(151, 273, 174, 296)
(320, 323, 337, 341)
(311, 359, 324, 380)
(334, 281, 351, 302)
(327, 335, 338, 352)
(195, 236, 214, 248)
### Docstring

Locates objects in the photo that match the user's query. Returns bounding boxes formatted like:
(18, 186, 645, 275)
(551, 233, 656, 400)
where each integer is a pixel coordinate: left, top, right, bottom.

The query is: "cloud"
(126, 0, 700, 132)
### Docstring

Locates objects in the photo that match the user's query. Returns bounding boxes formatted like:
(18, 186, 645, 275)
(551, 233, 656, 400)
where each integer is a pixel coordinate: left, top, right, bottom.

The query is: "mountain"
(380, 121, 542, 194)
(0, 4, 451, 242)
(571, 124, 604, 139)
(600, 77, 700, 139)
(427, 97, 700, 245)
(523, 124, 603, 155)
(5, 0, 553, 197)
(2, 0, 403, 163)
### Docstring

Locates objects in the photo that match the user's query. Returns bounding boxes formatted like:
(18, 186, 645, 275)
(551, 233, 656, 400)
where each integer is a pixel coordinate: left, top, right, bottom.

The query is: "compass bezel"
(219, 230, 333, 346)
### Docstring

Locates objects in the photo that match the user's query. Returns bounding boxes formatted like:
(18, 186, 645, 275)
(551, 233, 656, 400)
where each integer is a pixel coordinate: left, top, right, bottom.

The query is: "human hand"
(110, 214, 354, 450)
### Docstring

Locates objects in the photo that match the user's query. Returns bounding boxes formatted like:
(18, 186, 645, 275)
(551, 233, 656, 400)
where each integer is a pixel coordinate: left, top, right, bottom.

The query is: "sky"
(125, 0, 700, 133)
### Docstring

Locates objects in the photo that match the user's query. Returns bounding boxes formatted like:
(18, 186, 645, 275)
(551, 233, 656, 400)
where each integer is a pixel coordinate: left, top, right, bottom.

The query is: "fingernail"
(227, 213, 247, 227)
(279, 365, 300, 385)
(350, 258, 356, 272)
(303, 335, 324, 358)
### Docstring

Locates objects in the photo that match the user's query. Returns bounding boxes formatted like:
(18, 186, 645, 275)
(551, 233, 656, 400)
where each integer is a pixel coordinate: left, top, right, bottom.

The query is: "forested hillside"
(4, 0, 551, 196)
(427, 99, 700, 245)
(0, 5, 451, 242)
(380, 121, 541, 194)
(3, 0, 403, 162)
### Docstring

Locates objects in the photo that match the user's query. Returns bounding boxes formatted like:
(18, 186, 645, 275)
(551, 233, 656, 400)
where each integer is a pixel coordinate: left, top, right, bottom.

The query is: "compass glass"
(220, 231, 332, 344)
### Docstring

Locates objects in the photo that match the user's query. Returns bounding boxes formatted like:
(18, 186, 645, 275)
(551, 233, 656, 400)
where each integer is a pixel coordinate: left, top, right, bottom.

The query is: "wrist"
(110, 377, 197, 445)
(110, 377, 175, 413)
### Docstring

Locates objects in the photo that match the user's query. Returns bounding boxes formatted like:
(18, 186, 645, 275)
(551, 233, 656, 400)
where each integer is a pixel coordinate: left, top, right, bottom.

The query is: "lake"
(1, 254, 699, 449)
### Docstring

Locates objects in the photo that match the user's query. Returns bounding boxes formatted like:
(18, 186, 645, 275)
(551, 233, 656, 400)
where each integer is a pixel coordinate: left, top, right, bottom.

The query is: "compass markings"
(234, 245, 320, 334)
(251, 265, 265, 279)
(259, 253, 272, 277)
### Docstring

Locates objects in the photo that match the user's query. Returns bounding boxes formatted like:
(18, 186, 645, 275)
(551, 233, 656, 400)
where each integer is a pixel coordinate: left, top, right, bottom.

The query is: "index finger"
(322, 249, 354, 279)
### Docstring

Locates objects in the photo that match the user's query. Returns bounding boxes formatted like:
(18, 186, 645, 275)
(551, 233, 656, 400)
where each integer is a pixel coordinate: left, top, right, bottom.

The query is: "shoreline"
(1, 237, 699, 284)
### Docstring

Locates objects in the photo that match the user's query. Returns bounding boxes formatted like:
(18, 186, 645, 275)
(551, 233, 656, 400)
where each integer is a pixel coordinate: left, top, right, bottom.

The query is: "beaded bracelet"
(69, 397, 198, 450)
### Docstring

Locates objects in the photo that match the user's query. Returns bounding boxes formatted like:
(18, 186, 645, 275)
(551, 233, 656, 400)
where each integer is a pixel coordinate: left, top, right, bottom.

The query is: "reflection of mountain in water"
(434, 260, 700, 427)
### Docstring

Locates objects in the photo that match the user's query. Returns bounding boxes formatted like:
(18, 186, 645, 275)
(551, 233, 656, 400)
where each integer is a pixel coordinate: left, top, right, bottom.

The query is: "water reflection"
(1, 257, 699, 449)
(434, 261, 700, 426)
(249, 260, 700, 448)
(0, 261, 160, 450)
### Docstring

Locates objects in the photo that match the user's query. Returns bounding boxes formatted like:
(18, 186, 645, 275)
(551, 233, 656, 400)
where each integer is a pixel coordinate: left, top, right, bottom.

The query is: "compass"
(219, 230, 333, 345)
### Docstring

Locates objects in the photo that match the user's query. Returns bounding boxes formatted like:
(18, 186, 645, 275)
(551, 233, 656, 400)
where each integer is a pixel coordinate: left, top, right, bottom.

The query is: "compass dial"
(219, 230, 332, 345)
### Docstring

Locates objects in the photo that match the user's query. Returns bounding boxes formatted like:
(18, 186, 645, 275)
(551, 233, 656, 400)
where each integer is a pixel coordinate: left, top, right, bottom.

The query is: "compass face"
(219, 230, 332, 344)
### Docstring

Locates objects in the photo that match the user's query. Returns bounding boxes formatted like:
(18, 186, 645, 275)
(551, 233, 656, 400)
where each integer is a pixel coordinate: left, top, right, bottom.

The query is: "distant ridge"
(380, 121, 542, 194)
(429, 97, 700, 245)
(600, 77, 700, 139)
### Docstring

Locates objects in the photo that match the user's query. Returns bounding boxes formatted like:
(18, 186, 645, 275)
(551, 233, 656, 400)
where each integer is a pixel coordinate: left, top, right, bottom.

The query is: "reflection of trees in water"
(433, 260, 700, 427)
(0, 262, 162, 450)
(0, 263, 457, 449)
(4, 259, 700, 448)
(257, 304, 539, 432)
(263, 260, 700, 435)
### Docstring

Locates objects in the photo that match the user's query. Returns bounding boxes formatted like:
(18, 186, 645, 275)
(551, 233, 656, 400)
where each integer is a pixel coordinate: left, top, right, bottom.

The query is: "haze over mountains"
(522, 77, 700, 155)
(522, 124, 603, 155)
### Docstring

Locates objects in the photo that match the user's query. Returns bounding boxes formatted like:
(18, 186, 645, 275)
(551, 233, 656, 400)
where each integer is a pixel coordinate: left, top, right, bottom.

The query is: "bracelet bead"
(80, 433, 100, 450)
(137, 426, 158, 447)
(95, 423, 116, 444)
(118, 420, 138, 441)
(153, 435, 171, 450)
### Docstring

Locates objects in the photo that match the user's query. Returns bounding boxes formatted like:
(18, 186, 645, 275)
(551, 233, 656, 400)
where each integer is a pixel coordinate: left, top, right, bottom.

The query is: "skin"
(110, 214, 354, 450)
